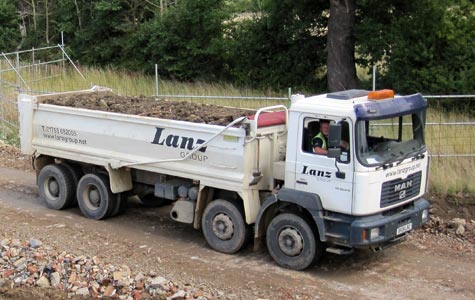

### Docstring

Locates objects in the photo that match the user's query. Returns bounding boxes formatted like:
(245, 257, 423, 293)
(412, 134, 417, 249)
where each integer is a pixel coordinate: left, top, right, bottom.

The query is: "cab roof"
(290, 90, 426, 120)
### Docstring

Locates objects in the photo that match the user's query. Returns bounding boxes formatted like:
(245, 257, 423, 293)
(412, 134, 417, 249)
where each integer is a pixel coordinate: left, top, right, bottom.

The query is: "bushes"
(2, 0, 475, 95)
(0, 0, 20, 51)
(146, 0, 228, 81)
(356, 0, 475, 95)
(225, 1, 327, 91)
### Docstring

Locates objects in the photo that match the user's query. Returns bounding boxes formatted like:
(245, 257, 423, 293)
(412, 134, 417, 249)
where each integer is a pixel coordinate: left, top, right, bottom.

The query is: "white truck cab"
(255, 89, 430, 267)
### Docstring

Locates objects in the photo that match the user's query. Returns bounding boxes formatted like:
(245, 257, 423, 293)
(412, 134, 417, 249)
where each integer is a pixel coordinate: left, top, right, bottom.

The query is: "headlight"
(422, 209, 429, 222)
(370, 228, 380, 240)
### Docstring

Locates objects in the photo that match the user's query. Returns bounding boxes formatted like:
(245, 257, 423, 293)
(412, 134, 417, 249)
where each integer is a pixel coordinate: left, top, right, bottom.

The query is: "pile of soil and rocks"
(0, 141, 32, 172)
(421, 214, 475, 244)
(0, 238, 207, 300)
(423, 193, 475, 243)
(42, 92, 255, 126)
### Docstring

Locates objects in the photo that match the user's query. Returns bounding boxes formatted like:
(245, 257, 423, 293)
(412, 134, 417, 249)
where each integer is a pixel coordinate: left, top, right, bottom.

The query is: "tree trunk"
(45, 0, 49, 44)
(31, 0, 37, 30)
(73, 0, 82, 29)
(327, 0, 358, 92)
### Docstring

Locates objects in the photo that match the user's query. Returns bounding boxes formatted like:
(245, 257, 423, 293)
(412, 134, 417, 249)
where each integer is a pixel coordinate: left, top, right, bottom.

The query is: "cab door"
(294, 115, 354, 214)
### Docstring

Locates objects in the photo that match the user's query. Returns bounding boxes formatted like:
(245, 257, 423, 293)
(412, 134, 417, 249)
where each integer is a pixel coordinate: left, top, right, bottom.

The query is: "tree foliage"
(1, 0, 474, 94)
(146, 0, 228, 81)
(356, 0, 475, 94)
(0, 0, 20, 51)
(227, 0, 328, 91)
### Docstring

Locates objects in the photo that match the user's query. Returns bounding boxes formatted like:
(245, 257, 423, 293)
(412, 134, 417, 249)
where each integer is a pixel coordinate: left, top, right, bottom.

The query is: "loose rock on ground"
(0, 238, 209, 300)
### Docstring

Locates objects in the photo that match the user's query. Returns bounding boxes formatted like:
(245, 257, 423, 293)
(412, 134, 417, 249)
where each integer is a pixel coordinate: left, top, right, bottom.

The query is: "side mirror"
(327, 147, 341, 159)
(327, 123, 342, 159)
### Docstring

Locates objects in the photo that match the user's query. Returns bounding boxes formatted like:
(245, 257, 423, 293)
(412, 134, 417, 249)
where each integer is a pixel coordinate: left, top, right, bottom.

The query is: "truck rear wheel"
(37, 164, 76, 210)
(110, 193, 128, 217)
(202, 199, 249, 254)
(266, 213, 322, 270)
(60, 162, 83, 206)
(76, 173, 116, 220)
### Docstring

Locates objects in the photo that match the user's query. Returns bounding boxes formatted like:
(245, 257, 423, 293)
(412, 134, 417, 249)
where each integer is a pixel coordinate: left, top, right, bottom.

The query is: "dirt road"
(0, 166, 474, 300)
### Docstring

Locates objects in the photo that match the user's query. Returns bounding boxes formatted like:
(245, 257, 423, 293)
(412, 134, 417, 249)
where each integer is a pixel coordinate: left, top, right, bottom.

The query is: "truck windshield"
(356, 111, 426, 167)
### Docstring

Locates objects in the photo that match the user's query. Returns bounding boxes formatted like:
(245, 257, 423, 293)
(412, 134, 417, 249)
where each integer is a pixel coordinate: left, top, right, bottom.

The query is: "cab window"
(301, 117, 351, 163)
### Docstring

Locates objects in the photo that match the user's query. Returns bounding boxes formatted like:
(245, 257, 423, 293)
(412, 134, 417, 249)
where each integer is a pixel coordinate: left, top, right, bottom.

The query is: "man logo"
(399, 190, 406, 199)
(394, 180, 412, 192)
(395, 180, 412, 199)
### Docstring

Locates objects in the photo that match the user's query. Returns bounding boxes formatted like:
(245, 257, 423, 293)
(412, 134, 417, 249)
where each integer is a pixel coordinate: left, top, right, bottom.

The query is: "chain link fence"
(1, 45, 88, 143)
(424, 96, 475, 158)
(1, 47, 475, 160)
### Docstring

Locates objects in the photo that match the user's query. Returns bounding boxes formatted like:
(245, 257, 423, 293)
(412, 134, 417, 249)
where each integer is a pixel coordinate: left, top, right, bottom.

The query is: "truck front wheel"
(37, 164, 76, 210)
(266, 213, 322, 270)
(76, 174, 116, 220)
(202, 199, 249, 254)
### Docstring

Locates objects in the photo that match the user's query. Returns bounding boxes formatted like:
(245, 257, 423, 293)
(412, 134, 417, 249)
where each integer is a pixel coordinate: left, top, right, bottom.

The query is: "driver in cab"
(312, 119, 349, 155)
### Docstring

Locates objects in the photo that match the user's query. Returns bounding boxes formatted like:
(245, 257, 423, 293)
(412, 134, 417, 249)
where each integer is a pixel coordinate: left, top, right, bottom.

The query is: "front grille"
(380, 171, 422, 208)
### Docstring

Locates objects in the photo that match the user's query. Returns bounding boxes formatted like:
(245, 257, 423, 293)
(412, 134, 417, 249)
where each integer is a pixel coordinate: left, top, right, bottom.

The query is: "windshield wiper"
(394, 149, 416, 166)
(377, 146, 425, 170)
(377, 149, 414, 169)
(390, 148, 423, 168)
(377, 153, 398, 170)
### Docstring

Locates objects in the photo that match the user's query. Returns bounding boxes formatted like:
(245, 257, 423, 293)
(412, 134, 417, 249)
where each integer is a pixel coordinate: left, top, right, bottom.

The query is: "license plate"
(396, 222, 413, 235)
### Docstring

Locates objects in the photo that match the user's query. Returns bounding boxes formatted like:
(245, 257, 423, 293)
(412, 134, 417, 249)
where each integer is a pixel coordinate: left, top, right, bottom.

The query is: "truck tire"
(110, 193, 128, 217)
(266, 213, 322, 270)
(37, 164, 76, 210)
(76, 173, 116, 220)
(60, 162, 83, 206)
(201, 199, 249, 254)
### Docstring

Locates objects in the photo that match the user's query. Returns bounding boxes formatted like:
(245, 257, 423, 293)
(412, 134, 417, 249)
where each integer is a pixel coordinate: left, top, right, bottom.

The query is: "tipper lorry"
(18, 87, 430, 270)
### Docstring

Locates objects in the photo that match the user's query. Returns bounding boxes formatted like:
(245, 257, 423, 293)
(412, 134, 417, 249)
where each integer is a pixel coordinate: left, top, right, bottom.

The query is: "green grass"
(1, 65, 474, 195)
(424, 106, 475, 194)
(429, 157, 475, 194)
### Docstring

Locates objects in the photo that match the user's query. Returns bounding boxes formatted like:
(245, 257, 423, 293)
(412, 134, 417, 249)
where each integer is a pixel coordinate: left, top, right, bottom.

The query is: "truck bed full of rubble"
(42, 92, 255, 126)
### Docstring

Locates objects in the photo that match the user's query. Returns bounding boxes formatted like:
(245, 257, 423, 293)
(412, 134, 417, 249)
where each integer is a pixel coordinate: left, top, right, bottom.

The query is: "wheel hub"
(48, 178, 59, 197)
(278, 227, 304, 257)
(88, 187, 101, 207)
(212, 213, 234, 240)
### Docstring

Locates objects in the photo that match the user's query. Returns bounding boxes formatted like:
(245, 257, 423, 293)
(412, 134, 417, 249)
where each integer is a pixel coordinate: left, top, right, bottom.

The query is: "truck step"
(323, 215, 352, 223)
(326, 246, 354, 255)
(324, 232, 347, 240)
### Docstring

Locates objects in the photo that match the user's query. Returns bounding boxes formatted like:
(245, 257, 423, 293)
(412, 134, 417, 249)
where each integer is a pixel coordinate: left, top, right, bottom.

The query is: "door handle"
(336, 171, 345, 179)
(296, 180, 308, 185)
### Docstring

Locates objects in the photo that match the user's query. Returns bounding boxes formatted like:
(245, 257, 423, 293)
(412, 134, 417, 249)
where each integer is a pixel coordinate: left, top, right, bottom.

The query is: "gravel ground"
(0, 237, 209, 300)
(0, 141, 474, 300)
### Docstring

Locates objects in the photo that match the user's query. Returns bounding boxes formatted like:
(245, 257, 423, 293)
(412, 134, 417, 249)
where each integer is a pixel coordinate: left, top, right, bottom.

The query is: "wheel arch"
(193, 186, 246, 230)
(254, 188, 327, 243)
(33, 154, 55, 177)
(193, 185, 214, 229)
